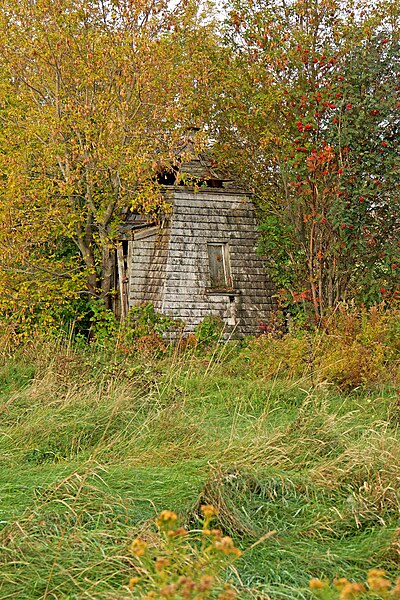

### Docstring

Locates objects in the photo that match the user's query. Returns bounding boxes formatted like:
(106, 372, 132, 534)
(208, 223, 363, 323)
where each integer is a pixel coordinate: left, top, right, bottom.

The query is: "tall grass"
(0, 307, 399, 598)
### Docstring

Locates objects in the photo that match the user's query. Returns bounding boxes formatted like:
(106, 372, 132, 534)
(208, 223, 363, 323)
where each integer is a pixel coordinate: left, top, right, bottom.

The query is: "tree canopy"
(213, 0, 400, 319)
(0, 0, 222, 330)
(0, 0, 399, 334)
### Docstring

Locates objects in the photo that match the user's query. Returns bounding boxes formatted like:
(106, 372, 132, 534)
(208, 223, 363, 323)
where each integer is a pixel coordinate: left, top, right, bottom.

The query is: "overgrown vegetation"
(0, 306, 399, 598)
(0, 1, 399, 596)
(0, 0, 398, 330)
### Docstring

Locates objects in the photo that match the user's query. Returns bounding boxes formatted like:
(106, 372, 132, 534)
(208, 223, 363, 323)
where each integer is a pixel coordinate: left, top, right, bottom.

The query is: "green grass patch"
(0, 339, 399, 598)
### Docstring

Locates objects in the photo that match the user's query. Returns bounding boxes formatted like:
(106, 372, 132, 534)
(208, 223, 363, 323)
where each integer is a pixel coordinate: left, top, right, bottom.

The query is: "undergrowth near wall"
(0, 306, 399, 598)
(230, 304, 399, 390)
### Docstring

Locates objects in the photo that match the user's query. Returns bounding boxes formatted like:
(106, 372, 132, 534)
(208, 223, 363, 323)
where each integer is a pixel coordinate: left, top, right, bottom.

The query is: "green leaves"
(215, 0, 400, 318)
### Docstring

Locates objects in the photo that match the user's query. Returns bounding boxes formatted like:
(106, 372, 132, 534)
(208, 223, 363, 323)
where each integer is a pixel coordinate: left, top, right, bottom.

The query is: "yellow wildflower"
(368, 576, 391, 592)
(218, 585, 237, 600)
(198, 575, 215, 591)
(201, 504, 218, 520)
(309, 578, 326, 590)
(167, 527, 188, 537)
(178, 576, 196, 597)
(130, 538, 147, 557)
(340, 582, 366, 599)
(154, 556, 170, 572)
(391, 583, 400, 598)
(156, 510, 178, 529)
(214, 536, 242, 557)
(334, 578, 350, 590)
(128, 576, 139, 590)
(211, 528, 223, 539)
(160, 583, 179, 597)
(368, 568, 386, 578)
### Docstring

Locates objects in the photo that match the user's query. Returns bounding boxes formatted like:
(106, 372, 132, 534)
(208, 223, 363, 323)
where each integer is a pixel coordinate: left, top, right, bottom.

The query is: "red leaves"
(306, 145, 335, 172)
(292, 289, 311, 302)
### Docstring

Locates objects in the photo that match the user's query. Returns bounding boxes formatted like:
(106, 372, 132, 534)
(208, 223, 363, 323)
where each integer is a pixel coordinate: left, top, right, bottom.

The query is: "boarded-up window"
(207, 243, 232, 289)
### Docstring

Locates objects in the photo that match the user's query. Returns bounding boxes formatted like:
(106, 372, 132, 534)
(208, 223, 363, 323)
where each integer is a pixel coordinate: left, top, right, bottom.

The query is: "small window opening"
(157, 169, 177, 185)
(205, 178, 224, 188)
(227, 295, 237, 325)
(207, 243, 233, 290)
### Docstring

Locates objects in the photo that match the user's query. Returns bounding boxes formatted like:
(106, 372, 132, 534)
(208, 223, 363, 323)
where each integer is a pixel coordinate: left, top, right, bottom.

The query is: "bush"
(229, 304, 399, 390)
(314, 305, 400, 389)
(195, 316, 225, 346)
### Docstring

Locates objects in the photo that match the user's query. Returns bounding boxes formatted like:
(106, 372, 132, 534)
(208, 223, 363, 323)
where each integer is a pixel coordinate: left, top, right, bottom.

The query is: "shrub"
(314, 304, 400, 389)
(229, 303, 399, 390)
(195, 316, 225, 346)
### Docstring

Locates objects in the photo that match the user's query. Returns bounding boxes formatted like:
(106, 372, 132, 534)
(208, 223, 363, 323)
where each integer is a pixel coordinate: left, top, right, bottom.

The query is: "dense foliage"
(0, 0, 399, 333)
(0, 0, 221, 331)
(214, 0, 400, 318)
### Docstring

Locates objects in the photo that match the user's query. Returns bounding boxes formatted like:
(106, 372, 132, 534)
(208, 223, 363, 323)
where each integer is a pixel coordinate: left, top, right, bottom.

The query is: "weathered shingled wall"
(128, 187, 275, 336)
(129, 228, 170, 312)
(161, 188, 275, 336)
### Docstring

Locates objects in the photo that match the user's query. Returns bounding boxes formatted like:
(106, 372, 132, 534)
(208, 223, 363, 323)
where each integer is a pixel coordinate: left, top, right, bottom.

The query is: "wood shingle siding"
(124, 186, 276, 336)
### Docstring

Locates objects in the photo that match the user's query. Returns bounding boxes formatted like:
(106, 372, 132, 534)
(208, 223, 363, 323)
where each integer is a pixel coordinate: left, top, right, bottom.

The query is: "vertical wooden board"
(116, 245, 128, 320)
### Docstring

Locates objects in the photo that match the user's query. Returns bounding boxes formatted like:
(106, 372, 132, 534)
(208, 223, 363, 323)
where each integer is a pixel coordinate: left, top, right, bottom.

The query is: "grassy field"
(0, 323, 399, 598)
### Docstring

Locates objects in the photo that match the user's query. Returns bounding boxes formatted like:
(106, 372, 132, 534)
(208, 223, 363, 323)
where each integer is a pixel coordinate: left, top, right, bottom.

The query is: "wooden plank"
(117, 245, 128, 320)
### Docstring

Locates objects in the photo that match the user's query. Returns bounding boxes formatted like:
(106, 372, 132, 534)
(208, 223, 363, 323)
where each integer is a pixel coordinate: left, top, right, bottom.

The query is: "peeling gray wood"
(125, 187, 276, 336)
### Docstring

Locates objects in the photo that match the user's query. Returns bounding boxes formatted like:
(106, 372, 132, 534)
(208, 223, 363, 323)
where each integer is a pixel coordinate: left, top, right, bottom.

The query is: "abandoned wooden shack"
(117, 148, 276, 337)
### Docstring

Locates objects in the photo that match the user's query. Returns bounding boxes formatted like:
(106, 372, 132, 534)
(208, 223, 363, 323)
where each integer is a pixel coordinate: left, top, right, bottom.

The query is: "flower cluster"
(309, 569, 400, 599)
(126, 505, 241, 598)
